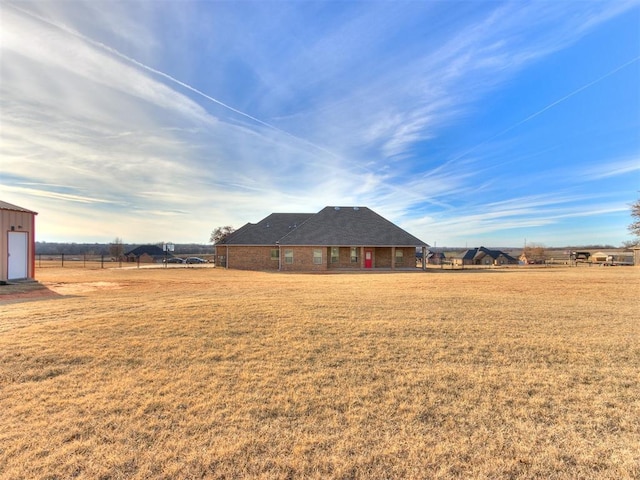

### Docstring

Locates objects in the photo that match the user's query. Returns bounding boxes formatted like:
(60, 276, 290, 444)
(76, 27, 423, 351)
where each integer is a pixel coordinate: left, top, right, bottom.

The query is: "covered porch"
(325, 246, 426, 270)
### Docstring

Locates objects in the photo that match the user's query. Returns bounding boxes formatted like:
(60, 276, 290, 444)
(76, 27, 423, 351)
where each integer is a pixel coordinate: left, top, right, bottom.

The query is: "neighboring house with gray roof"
(456, 246, 518, 266)
(125, 245, 169, 263)
(216, 206, 429, 271)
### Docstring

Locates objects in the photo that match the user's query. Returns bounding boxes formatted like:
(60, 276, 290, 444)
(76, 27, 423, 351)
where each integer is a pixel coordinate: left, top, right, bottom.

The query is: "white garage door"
(8, 231, 28, 280)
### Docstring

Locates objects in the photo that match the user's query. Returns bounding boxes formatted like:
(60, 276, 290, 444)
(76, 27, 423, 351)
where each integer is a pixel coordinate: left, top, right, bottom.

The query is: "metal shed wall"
(1, 206, 37, 282)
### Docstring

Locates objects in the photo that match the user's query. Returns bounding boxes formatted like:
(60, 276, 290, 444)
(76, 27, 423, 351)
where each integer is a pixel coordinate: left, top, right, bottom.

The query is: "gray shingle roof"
(125, 245, 167, 257)
(461, 247, 517, 262)
(220, 213, 314, 245)
(219, 206, 428, 247)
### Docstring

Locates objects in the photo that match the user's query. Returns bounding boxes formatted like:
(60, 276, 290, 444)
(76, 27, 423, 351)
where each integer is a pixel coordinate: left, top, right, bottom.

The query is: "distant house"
(456, 246, 518, 266)
(215, 206, 429, 271)
(426, 250, 446, 265)
(518, 252, 545, 265)
(590, 251, 634, 265)
(1, 200, 38, 282)
(125, 245, 169, 263)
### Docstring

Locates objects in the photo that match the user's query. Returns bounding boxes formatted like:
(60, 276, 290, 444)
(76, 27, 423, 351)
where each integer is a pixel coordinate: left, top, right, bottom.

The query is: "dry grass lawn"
(1, 266, 638, 479)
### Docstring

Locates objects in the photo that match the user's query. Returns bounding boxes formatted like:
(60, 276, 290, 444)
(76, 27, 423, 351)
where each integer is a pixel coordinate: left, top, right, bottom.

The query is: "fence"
(36, 253, 216, 269)
(37, 254, 121, 269)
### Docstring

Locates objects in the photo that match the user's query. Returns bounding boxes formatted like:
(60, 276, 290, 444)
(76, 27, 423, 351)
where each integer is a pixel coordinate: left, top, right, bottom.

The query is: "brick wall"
(226, 246, 279, 270)
(222, 245, 419, 271)
(375, 247, 392, 267)
(395, 247, 415, 268)
(280, 246, 328, 272)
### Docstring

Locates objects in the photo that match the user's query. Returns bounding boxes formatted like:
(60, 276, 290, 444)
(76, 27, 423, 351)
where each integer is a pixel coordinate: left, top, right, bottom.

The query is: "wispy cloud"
(3, 184, 120, 205)
(404, 195, 630, 246)
(578, 156, 640, 180)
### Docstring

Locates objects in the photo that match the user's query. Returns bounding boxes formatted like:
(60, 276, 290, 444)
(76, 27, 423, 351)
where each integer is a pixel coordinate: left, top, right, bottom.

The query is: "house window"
(270, 249, 279, 261)
(350, 247, 358, 263)
(285, 249, 293, 264)
(313, 249, 323, 264)
(395, 249, 404, 265)
(331, 247, 339, 263)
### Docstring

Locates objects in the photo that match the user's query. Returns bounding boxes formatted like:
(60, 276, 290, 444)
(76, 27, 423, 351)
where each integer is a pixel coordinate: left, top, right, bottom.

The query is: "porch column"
(391, 246, 396, 270)
(422, 246, 427, 271)
(360, 246, 365, 269)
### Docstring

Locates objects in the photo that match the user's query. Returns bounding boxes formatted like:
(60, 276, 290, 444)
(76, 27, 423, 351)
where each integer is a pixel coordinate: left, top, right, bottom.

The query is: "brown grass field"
(1, 265, 638, 479)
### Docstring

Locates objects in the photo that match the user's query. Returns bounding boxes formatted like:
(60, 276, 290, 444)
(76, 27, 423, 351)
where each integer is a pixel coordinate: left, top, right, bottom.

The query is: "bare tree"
(109, 237, 124, 260)
(628, 197, 640, 243)
(210, 226, 235, 244)
(522, 243, 546, 264)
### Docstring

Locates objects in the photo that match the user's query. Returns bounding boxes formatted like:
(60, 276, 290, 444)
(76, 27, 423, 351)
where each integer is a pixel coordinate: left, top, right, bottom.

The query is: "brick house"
(215, 206, 429, 271)
(456, 246, 518, 266)
(125, 245, 168, 263)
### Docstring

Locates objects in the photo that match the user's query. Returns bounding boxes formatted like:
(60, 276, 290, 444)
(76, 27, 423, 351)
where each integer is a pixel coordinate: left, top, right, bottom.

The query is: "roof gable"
(0, 200, 38, 214)
(461, 248, 478, 260)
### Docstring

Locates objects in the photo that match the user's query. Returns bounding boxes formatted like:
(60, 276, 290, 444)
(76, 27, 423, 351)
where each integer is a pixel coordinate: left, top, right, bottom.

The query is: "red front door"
(364, 250, 373, 268)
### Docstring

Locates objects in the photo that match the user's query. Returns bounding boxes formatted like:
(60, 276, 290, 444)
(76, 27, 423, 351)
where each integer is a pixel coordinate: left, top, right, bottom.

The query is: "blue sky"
(1, 1, 639, 247)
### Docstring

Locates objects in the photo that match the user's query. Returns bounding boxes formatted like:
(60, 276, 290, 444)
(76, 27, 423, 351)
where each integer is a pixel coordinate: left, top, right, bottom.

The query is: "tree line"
(35, 242, 213, 256)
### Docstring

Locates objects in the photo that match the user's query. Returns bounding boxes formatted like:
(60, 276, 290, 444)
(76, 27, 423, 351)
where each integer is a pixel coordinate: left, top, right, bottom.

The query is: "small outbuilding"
(1, 200, 38, 283)
(573, 251, 591, 262)
(590, 251, 611, 263)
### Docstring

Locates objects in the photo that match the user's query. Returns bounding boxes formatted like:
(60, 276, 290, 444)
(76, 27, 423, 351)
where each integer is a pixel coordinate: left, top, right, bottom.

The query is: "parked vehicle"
(185, 257, 206, 264)
(164, 257, 185, 264)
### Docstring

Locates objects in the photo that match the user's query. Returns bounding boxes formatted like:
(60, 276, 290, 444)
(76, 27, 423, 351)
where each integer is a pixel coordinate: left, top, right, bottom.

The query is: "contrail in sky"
(497, 55, 640, 137)
(436, 54, 640, 172)
(9, 3, 339, 159)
